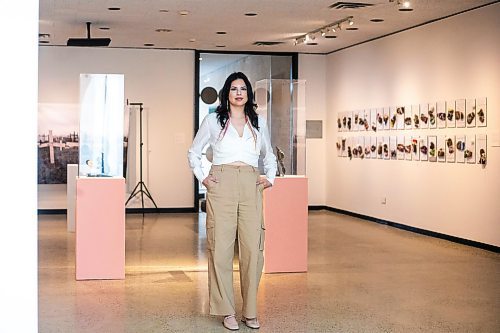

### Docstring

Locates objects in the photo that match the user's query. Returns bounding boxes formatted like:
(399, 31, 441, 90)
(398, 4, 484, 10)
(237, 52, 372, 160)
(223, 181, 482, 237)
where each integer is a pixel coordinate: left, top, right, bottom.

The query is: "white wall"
(299, 54, 327, 205)
(38, 47, 195, 209)
(0, 1, 38, 331)
(325, 4, 500, 246)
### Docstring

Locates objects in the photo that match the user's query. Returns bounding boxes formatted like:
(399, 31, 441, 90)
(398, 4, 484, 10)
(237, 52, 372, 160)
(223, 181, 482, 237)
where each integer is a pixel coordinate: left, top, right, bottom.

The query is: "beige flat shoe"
(223, 315, 239, 331)
(242, 317, 260, 329)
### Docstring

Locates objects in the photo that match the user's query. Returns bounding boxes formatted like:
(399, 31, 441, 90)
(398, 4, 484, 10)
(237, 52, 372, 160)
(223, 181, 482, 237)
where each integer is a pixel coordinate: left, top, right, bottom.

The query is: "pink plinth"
(76, 177, 125, 280)
(263, 176, 308, 273)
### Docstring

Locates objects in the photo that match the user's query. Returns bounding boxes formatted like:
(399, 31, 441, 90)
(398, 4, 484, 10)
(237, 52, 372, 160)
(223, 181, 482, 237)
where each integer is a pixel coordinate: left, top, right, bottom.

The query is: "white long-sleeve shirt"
(188, 113, 277, 184)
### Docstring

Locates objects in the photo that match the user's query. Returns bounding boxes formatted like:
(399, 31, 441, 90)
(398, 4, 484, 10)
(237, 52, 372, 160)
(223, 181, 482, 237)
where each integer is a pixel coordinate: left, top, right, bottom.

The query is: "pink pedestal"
(263, 176, 308, 273)
(76, 177, 125, 280)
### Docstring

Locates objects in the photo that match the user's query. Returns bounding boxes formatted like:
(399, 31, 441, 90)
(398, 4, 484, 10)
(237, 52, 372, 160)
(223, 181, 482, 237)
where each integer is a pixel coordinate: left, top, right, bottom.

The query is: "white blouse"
(188, 113, 277, 184)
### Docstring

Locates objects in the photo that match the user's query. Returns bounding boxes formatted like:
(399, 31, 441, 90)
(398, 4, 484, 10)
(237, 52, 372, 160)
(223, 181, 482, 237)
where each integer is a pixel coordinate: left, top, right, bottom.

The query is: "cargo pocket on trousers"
(206, 225, 215, 251)
(258, 225, 266, 251)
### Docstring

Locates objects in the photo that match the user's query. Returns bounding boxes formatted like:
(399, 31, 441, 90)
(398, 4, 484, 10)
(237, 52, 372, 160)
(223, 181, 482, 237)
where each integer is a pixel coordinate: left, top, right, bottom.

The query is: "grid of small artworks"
(336, 98, 487, 166)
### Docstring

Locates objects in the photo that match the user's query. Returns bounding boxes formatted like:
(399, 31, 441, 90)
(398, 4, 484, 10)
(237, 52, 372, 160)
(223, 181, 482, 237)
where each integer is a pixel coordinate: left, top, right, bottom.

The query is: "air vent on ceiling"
(329, 2, 374, 9)
(253, 41, 284, 46)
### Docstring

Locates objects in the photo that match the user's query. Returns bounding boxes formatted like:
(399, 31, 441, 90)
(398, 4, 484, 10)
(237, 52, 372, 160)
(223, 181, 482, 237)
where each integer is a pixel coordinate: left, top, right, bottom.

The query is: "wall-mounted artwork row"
(336, 135, 487, 166)
(337, 97, 487, 132)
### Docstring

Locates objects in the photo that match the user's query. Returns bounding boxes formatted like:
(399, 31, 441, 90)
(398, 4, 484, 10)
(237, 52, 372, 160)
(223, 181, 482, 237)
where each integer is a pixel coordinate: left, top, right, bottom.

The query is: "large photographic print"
(38, 103, 80, 184)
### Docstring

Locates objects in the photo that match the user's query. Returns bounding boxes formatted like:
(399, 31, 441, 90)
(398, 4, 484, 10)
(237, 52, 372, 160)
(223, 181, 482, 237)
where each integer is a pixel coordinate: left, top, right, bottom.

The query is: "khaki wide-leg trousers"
(205, 164, 265, 318)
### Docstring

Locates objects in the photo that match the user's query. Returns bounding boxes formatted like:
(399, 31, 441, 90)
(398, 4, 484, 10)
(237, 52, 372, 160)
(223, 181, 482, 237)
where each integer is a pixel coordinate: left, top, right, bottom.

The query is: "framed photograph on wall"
(383, 107, 390, 131)
(341, 137, 347, 157)
(404, 105, 412, 130)
(370, 109, 378, 132)
(437, 136, 446, 163)
(389, 107, 397, 130)
(456, 99, 466, 128)
(428, 136, 437, 162)
(437, 101, 446, 128)
(376, 108, 384, 132)
(456, 135, 466, 163)
(419, 103, 429, 129)
(429, 102, 437, 129)
(397, 135, 405, 160)
(377, 136, 384, 159)
(370, 136, 377, 159)
(405, 136, 412, 161)
(466, 134, 476, 164)
(420, 137, 428, 161)
(396, 106, 405, 130)
(352, 136, 359, 158)
(358, 110, 365, 131)
(363, 109, 371, 131)
(346, 111, 353, 131)
(384, 136, 390, 160)
(341, 112, 347, 132)
(476, 97, 487, 127)
(353, 111, 360, 132)
(352, 136, 358, 158)
(412, 105, 420, 129)
(336, 137, 343, 157)
(390, 136, 397, 160)
(477, 134, 487, 165)
(346, 137, 353, 159)
(364, 136, 371, 159)
(446, 100, 455, 128)
(466, 99, 476, 128)
(412, 136, 420, 161)
(358, 136, 365, 158)
(446, 135, 455, 163)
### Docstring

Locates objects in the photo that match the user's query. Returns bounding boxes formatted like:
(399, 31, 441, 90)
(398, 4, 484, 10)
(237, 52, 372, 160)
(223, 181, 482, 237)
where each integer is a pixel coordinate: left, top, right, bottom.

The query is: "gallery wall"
(38, 47, 195, 209)
(38, 47, 328, 209)
(325, 3, 500, 246)
(299, 54, 327, 205)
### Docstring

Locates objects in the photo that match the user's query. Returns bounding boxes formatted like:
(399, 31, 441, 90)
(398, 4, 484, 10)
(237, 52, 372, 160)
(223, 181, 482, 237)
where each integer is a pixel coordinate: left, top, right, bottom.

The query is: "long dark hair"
(216, 72, 259, 131)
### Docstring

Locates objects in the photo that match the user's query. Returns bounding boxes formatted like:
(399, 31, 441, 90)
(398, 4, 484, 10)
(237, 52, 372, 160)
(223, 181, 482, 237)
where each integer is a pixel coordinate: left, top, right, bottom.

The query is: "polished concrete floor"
(38, 211, 500, 333)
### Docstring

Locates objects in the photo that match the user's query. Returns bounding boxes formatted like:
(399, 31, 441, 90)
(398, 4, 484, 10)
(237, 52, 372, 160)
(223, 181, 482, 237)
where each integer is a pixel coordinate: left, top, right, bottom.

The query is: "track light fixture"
(389, 0, 413, 10)
(400, 0, 411, 8)
(293, 16, 353, 45)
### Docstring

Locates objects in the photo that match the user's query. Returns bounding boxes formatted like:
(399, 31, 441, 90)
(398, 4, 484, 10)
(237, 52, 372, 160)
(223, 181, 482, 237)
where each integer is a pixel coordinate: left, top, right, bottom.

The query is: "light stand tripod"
(126, 102, 158, 211)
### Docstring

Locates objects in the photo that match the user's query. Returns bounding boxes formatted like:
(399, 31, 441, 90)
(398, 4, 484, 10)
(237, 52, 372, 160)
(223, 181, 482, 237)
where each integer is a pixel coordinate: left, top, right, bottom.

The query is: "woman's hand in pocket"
(203, 175, 219, 189)
(256, 178, 272, 189)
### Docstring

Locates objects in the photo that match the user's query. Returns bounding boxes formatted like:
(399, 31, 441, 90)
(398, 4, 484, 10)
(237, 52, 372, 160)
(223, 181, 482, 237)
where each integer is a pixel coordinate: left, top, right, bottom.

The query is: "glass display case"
(79, 74, 125, 177)
(255, 79, 306, 175)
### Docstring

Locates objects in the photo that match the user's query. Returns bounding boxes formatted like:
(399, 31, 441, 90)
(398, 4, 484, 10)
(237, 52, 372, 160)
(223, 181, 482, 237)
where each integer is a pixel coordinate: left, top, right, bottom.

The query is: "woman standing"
(188, 72, 276, 330)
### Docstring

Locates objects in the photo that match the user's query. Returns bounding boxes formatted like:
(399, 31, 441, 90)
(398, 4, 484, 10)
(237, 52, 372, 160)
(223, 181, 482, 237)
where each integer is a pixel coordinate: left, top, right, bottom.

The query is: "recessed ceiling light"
(399, 8, 413, 11)
(216, 31, 227, 35)
(178, 10, 189, 16)
(99, 27, 110, 30)
(346, 27, 359, 31)
(159, 9, 169, 13)
(189, 38, 196, 43)
(39, 33, 50, 38)
(370, 18, 384, 23)
(108, 7, 121, 11)
(39, 40, 50, 44)
(144, 43, 155, 47)
(306, 42, 318, 46)
(245, 13, 258, 16)
(324, 35, 337, 39)
(216, 45, 226, 48)
(155, 28, 172, 33)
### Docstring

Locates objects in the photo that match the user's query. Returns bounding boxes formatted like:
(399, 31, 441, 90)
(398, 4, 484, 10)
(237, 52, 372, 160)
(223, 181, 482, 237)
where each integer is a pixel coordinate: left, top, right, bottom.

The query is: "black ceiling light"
(67, 22, 111, 47)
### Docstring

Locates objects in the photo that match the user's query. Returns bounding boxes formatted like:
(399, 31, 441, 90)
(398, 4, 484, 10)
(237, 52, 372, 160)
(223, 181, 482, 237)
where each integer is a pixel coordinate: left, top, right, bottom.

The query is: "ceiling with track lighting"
(38, 0, 497, 54)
